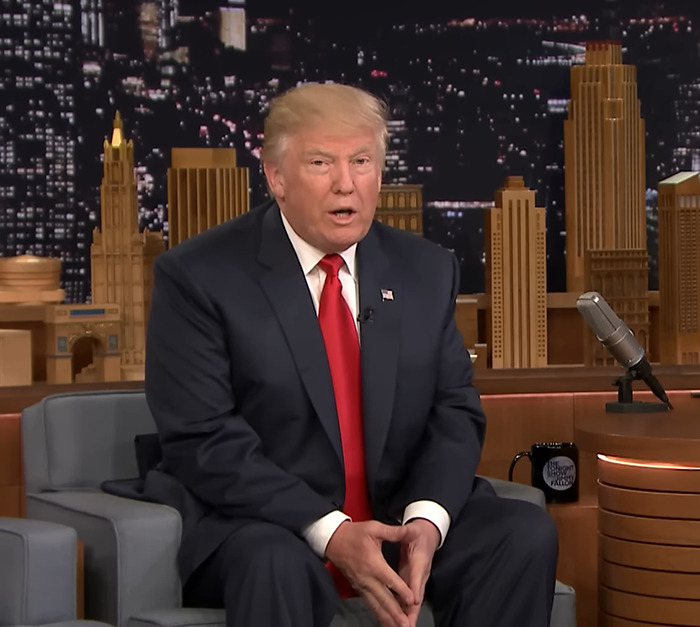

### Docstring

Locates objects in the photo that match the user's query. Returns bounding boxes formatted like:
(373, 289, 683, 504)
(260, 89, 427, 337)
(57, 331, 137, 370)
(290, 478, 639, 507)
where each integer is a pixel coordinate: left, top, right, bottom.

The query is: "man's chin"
(327, 229, 370, 252)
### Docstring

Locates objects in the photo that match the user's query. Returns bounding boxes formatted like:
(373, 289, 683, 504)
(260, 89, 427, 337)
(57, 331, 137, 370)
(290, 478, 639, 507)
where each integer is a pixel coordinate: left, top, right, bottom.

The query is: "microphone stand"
(606, 368, 669, 414)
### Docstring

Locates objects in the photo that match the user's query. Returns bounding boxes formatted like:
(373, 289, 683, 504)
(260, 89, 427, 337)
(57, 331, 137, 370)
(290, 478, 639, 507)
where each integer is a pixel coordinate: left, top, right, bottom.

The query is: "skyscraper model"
(658, 171, 700, 365)
(564, 41, 647, 295)
(375, 184, 423, 235)
(91, 112, 165, 381)
(166, 147, 250, 247)
(485, 176, 547, 368)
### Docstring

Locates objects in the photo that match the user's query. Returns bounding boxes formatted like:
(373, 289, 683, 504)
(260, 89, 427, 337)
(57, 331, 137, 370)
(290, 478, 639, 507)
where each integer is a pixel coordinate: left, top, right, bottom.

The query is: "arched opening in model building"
(71, 335, 103, 383)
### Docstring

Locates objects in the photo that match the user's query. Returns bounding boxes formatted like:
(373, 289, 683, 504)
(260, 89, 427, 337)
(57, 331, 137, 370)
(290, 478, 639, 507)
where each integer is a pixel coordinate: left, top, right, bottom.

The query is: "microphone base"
(605, 400, 669, 414)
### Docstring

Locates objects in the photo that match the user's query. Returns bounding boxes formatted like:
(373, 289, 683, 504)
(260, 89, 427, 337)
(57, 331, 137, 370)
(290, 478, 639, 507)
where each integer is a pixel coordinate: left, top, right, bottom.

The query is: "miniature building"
(166, 147, 250, 247)
(455, 296, 479, 349)
(658, 171, 700, 365)
(0, 255, 123, 384)
(455, 297, 481, 367)
(583, 249, 649, 366)
(375, 184, 423, 235)
(0, 255, 62, 385)
(485, 176, 547, 368)
(0, 329, 32, 386)
(91, 112, 165, 381)
(43, 304, 122, 384)
(0, 255, 64, 304)
(564, 41, 647, 294)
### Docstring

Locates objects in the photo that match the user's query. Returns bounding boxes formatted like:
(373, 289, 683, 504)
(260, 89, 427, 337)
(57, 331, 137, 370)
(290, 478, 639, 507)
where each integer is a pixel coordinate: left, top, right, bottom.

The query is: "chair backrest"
(21, 390, 154, 494)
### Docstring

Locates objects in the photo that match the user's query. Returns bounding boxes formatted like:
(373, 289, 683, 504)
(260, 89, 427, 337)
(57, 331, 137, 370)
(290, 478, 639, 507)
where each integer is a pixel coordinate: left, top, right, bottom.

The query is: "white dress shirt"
(279, 211, 451, 558)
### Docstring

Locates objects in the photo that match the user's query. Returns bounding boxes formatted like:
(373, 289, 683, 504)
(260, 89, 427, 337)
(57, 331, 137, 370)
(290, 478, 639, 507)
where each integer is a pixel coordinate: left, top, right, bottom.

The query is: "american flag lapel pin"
(381, 288, 394, 302)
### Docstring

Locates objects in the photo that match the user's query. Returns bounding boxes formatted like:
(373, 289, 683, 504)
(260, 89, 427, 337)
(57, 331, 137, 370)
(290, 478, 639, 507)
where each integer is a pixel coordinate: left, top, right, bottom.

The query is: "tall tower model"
(485, 176, 547, 368)
(658, 171, 700, 365)
(166, 148, 250, 247)
(91, 112, 165, 380)
(564, 41, 647, 293)
(375, 184, 423, 235)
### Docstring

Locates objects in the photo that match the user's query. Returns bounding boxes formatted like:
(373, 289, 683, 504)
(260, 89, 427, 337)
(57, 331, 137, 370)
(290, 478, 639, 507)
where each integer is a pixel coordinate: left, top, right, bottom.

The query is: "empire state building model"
(564, 41, 647, 294)
(564, 41, 649, 364)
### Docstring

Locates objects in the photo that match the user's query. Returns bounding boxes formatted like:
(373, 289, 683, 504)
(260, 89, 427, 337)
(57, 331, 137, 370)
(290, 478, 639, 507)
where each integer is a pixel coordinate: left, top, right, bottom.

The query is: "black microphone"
(357, 307, 374, 323)
(576, 291, 672, 408)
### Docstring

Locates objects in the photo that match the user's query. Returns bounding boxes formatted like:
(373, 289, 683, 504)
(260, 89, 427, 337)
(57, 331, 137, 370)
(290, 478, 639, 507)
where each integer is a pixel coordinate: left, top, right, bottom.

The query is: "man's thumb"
(377, 522, 409, 542)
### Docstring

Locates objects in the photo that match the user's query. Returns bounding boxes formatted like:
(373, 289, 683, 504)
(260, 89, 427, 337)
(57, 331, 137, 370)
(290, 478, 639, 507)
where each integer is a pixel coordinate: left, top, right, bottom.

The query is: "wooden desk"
(575, 392, 700, 626)
(548, 496, 598, 627)
(0, 413, 23, 517)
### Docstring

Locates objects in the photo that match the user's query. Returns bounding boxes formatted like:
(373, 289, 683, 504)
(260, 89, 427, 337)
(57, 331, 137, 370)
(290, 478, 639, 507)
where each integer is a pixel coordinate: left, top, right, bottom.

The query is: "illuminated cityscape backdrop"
(1, 0, 699, 302)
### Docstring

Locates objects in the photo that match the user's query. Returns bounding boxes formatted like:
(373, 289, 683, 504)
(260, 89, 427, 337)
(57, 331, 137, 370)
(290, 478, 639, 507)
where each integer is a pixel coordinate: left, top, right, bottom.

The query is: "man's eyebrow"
(350, 145, 374, 157)
(302, 148, 335, 159)
(301, 145, 375, 159)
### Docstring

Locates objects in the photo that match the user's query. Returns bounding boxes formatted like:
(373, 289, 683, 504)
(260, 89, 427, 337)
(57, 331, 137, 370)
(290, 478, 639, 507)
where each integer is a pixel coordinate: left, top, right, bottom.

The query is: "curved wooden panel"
(599, 483, 700, 519)
(600, 510, 700, 546)
(0, 414, 22, 517)
(601, 535, 700, 573)
(599, 458, 700, 493)
(601, 587, 700, 625)
(474, 366, 700, 396)
(576, 399, 700, 465)
(601, 560, 700, 599)
(600, 615, 673, 627)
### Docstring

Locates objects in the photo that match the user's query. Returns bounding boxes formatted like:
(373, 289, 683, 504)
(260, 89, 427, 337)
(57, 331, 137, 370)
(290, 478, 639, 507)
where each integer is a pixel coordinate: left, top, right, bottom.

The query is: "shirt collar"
(279, 208, 357, 279)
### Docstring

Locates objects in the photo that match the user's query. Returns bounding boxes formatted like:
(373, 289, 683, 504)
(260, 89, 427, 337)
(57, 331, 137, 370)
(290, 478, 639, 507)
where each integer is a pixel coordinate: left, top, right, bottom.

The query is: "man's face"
(264, 126, 382, 253)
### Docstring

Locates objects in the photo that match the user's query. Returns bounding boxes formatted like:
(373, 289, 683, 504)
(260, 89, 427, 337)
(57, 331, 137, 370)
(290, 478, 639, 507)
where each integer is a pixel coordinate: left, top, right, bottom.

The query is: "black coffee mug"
(508, 442, 579, 504)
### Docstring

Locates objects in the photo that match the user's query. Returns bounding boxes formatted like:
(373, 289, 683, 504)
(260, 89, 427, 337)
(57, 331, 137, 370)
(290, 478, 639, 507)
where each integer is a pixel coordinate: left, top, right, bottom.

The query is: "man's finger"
(405, 600, 422, 627)
(412, 574, 427, 607)
(408, 557, 429, 602)
(385, 566, 415, 608)
(371, 521, 411, 543)
(363, 583, 410, 627)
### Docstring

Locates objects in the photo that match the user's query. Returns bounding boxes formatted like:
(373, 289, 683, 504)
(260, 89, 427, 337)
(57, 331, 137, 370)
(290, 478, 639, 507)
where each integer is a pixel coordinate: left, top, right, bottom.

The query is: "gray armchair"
(21, 390, 576, 627)
(0, 516, 109, 627)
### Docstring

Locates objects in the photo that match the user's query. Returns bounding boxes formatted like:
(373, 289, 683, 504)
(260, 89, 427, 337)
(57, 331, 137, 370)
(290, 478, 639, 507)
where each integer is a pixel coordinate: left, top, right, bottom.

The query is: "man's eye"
(355, 158, 369, 165)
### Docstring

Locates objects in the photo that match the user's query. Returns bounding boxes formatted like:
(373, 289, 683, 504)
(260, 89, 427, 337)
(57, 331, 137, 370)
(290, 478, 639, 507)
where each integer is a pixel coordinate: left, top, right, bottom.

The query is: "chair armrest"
(0, 517, 78, 626)
(480, 476, 547, 509)
(26, 491, 182, 627)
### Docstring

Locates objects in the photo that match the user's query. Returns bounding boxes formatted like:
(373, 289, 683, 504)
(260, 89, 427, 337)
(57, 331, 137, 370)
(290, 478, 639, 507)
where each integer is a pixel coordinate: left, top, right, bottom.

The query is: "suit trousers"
(183, 481, 558, 627)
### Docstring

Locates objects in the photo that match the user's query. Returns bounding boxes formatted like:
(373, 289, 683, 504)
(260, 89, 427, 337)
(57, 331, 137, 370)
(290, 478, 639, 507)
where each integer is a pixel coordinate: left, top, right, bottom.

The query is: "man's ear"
(263, 161, 284, 199)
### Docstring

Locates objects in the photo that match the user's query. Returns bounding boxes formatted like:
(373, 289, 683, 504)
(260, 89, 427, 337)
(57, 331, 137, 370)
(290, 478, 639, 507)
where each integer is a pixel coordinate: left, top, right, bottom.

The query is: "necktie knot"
(318, 253, 345, 279)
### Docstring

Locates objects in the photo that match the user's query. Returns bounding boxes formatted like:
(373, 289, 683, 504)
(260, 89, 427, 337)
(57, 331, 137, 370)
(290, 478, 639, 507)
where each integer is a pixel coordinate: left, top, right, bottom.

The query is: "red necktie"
(318, 254, 372, 598)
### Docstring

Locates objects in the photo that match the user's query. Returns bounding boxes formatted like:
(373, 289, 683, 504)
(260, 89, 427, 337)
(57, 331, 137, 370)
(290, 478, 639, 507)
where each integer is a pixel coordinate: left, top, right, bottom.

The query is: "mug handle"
(508, 451, 531, 482)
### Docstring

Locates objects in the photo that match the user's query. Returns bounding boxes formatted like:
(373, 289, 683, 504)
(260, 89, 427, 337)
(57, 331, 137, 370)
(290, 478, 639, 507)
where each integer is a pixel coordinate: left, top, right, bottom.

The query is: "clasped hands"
(325, 518, 441, 627)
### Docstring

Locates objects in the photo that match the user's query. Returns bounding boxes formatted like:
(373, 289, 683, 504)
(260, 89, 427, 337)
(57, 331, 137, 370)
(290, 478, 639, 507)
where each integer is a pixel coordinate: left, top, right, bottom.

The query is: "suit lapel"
(357, 226, 401, 496)
(257, 205, 343, 463)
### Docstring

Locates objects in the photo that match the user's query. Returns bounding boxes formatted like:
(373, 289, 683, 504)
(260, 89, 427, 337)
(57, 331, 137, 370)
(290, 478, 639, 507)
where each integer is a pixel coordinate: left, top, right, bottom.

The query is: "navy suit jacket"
(144, 200, 487, 582)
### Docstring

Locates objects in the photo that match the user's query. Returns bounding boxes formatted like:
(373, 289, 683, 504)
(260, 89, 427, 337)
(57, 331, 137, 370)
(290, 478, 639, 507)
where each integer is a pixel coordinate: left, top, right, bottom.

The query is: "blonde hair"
(262, 82, 389, 166)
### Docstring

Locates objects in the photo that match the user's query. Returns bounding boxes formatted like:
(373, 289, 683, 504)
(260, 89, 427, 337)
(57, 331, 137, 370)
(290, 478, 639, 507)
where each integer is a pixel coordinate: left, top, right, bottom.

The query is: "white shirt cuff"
(302, 510, 351, 558)
(402, 500, 451, 549)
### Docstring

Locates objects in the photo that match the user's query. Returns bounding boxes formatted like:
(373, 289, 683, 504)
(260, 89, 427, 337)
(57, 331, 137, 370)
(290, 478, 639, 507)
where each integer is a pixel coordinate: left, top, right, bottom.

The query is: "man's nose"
(331, 163, 354, 194)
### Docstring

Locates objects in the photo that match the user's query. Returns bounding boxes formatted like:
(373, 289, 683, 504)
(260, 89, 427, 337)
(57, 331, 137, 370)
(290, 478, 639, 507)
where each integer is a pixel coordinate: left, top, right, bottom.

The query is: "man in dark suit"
(145, 83, 557, 627)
